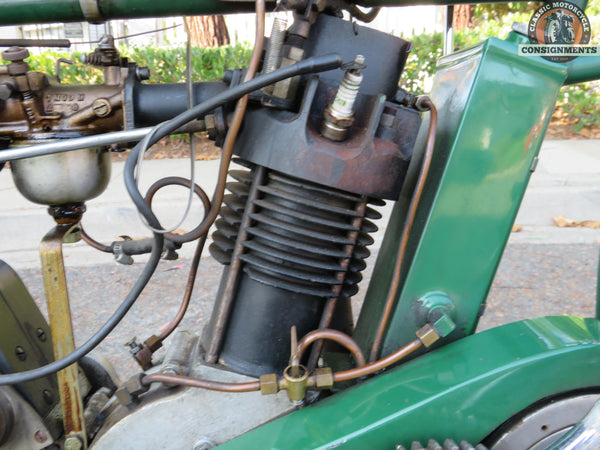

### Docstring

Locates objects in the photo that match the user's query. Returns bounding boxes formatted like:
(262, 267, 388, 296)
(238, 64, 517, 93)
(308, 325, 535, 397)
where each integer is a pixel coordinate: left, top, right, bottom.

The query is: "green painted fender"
(219, 316, 600, 449)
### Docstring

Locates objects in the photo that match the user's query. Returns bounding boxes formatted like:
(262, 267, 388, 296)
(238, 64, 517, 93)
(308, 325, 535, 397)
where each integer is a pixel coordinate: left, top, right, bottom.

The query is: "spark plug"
(321, 55, 365, 142)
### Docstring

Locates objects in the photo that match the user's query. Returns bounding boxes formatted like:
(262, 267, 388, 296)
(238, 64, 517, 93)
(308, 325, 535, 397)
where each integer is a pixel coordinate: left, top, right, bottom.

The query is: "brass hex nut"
(416, 323, 440, 348)
(313, 367, 334, 390)
(144, 335, 163, 352)
(259, 373, 279, 395)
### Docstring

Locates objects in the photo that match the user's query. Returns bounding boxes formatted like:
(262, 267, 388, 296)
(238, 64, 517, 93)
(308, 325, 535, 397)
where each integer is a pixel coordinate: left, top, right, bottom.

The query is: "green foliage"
(121, 44, 252, 82)
(24, 8, 599, 135)
(402, 32, 443, 92)
(401, 1, 600, 134)
(474, 2, 542, 23)
(26, 43, 252, 85)
(556, 83, 600, 132)
(28, 51, 104, 84)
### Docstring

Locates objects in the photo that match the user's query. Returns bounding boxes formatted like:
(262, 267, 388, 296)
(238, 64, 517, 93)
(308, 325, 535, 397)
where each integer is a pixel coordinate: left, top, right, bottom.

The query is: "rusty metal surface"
(40, 224, 86, 447)
(203, 165, 267, 364)
(232, 78, 420, 200)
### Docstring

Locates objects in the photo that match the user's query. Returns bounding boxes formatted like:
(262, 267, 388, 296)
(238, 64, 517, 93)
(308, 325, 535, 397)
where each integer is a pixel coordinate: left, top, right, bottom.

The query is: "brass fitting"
(415, 323, 440, 348)
(259, 373, 279, 395)
(312, 367, 334, 390)
(259, 367, 334, 403)
(114, 374, 149, 407)
(144, 334, 163, 352)
(282, 365, 309, 405)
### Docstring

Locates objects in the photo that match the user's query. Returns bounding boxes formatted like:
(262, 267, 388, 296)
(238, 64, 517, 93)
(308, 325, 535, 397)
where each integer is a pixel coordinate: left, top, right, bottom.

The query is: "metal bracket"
(79, 0, 104, 24)
(40, 224, 87, 448)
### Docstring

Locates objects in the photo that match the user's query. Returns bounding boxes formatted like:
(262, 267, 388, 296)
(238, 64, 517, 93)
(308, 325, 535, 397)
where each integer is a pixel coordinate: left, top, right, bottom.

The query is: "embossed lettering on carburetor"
(45, 92, 86, 113)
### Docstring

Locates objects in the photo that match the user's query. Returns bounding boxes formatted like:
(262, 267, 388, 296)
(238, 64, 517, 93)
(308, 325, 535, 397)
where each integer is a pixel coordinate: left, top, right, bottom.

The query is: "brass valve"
(259, 366, 334, 404)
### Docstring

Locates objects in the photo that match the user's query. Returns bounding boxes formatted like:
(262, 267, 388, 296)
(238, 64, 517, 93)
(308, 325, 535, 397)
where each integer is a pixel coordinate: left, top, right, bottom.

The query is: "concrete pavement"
(1, 139, 599, 269)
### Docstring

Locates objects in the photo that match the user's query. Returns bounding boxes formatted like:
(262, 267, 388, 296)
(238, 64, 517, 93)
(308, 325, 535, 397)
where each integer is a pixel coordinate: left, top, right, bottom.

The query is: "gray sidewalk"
(1, 139, 599, 269)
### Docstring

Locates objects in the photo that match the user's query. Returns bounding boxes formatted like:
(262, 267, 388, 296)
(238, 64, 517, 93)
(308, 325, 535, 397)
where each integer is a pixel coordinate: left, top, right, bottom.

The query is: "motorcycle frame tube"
(0, 0, 252, 25)
(218, 316, 600, 448)
(0, 0, 592, 25)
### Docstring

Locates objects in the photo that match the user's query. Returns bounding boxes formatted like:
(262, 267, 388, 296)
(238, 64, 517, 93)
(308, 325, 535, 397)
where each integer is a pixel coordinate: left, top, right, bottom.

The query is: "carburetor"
(0, 36, 146, 206)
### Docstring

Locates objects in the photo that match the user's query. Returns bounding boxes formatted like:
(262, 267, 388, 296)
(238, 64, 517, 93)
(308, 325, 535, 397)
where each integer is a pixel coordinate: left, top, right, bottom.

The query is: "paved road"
(1, 139, 599, 379)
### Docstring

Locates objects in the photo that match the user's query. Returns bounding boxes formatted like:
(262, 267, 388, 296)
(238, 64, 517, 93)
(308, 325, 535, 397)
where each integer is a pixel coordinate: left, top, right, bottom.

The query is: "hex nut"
(144, 335, 163, 352)
(259, 373, 279, 395)
(313, 368, 334, 390)
(415, 324, 440, 348)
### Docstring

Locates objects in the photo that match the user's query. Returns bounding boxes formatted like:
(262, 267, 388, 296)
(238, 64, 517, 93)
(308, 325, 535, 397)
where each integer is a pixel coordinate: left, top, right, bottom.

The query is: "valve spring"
(209, 163, 383, 298)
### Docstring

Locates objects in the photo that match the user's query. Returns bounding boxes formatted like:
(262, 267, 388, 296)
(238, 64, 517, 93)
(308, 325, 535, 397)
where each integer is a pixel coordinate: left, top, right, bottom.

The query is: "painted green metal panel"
(354, 38, 568, 359)
(597, 249, 600, 320)
(219, 316, 600, 449)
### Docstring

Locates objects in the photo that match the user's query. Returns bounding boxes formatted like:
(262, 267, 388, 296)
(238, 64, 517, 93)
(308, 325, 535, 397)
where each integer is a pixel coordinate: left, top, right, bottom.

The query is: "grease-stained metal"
(40, 223, 86, 448)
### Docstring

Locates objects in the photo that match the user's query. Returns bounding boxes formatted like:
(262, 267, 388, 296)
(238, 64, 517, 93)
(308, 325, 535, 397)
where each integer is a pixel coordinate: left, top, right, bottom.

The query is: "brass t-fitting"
(259, 366, 334, 404)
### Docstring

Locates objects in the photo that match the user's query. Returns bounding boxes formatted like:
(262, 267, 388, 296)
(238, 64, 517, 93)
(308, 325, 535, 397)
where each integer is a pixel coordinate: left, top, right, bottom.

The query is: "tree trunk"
(184, 16, 230, 47)
(453, 5, 475, 31)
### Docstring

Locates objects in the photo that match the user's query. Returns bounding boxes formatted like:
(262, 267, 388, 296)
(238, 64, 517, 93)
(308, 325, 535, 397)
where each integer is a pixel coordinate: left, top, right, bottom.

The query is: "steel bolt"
(136, 66, 150, 81)
(42, 389, 54, 405)
(34, 430, 47, 443)
(36, 328, 47, 342)
(14, 346, 26, 361)
(64, 435, 83, 450)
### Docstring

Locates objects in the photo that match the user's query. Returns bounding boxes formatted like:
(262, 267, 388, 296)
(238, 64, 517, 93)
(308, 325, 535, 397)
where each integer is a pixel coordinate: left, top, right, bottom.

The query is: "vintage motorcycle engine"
(0, 10, 425, 449)
(202, 13, 421, 376)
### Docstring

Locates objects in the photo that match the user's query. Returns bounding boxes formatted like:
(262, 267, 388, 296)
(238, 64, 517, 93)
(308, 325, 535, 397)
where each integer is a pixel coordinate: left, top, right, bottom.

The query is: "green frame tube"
(0, 0, 252, 25)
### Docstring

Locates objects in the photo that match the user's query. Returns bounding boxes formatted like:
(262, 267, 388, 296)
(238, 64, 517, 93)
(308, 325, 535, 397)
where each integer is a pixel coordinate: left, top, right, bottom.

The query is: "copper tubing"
(80, 226, 112, 253)
(173, 0, 265, 244)
(202, 0, 266, 363)
(334, 339, 423, 382)
(144, 176, 211, 245)
(368, 98, 438, 363)
(141, 176, 211, 342)
(143, 338, 421, 394)
(293, 329, 366, 368)
(156, 235, 207, 341)
(142, 373, 260, 393)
